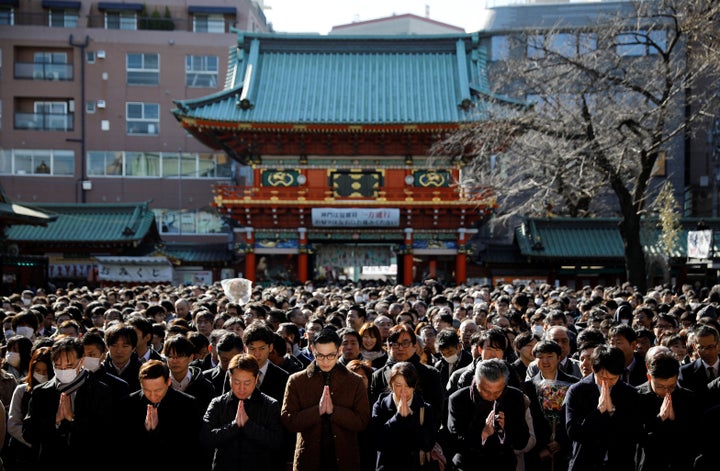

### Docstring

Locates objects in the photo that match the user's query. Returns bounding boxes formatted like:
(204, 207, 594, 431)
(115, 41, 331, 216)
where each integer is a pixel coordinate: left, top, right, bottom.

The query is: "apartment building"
(0, 0, 268, 242)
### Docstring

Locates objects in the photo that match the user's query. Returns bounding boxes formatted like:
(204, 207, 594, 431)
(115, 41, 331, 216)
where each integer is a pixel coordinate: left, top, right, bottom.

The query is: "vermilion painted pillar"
(297, 227, 308, 283)
(244, 228, 256, 282)
(403, 228, 414, 286)
(456, 228, 467, 285)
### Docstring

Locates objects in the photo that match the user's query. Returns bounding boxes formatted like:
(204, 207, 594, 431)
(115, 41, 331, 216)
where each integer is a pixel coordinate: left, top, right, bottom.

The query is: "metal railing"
(14, 112, 75, 131)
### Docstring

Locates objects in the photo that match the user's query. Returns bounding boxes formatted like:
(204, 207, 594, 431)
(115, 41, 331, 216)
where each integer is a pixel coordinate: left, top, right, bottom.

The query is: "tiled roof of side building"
(6, 201, 157, 244)
(515, 217, 720, 260)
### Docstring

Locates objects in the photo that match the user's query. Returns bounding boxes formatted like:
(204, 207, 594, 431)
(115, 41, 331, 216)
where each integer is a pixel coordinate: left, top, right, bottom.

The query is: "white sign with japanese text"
(311, 208, 399, 227)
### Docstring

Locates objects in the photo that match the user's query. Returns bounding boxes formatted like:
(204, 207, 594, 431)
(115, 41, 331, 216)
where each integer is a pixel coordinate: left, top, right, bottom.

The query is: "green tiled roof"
(157, 242, 232, 264)
(515, 217, 720, 260)
(173, 32, 520, 126)
(0, 182, 56, 227)
(6, 201, 158, 244)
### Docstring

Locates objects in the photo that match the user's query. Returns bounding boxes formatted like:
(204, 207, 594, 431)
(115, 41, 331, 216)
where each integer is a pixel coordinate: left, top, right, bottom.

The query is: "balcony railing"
(213, 184, 494, 206)
(14, 112, 74, 131)
(15, 62, 73, 81)
(10, 12, 236, 33)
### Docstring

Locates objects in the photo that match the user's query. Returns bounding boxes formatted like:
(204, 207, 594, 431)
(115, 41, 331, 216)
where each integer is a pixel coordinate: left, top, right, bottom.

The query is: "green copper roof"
(173, 32, 519, 126)
(6, 202, 157, 244)
(515, 217, 720, 260)
(157, 242, 232, 263)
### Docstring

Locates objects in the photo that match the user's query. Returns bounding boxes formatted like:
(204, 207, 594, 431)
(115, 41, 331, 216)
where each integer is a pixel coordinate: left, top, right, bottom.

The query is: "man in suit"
(565, 345, 642, 471)
(678, 323, 719, 409)
(121, 360, 203, 469)
(203, 331, 245, 396)
(608, 323, 648, 386)
(636, 351, 699, 471)
(242, 321, 289, 404)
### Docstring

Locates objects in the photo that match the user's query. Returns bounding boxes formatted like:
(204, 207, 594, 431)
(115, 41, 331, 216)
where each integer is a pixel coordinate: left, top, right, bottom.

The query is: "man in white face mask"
(23, 336, 115, 471)
(80, 330, 131, 402)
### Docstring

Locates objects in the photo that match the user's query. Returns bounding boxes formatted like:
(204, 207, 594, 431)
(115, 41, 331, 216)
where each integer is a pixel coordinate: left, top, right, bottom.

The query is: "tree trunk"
(620, 215, 647, 292)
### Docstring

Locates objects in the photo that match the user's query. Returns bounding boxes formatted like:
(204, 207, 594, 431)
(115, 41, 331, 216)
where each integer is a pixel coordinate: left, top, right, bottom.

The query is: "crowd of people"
(0, 277, 719, 471)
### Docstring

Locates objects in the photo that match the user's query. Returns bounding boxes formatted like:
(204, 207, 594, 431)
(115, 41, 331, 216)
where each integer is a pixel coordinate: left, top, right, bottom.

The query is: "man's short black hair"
(436, 327, 461, 350)
(311, 327, 341, 347)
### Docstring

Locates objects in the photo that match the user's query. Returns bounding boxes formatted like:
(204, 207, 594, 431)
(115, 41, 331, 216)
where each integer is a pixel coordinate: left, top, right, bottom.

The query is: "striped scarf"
(57, 369, 89, 395)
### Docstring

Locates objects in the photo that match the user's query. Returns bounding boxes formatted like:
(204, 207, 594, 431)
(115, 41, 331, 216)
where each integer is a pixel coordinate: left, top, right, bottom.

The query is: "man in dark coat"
(447, 358, 530, 471)
(201, 353, 284, 471)
(565, 345, 642, 471)
(121, 360, 204, 469)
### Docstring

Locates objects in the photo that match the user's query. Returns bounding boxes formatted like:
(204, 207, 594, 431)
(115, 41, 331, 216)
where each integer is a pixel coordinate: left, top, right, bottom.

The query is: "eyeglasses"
(315, 352, 338, 361)
(166, 355, 189, 360)
(390, 340, 413, 349)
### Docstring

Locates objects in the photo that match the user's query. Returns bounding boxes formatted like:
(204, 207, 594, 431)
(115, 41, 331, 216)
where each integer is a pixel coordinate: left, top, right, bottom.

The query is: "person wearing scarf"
(22, 336, 115, 471)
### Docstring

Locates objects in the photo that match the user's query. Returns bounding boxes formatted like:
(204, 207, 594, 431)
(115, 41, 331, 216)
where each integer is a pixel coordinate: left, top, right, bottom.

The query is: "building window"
(49, 8, 79, 27)
(124, 151, 160, 176)
(0, 149, 74, 176)
(126, 102, 159, 135)
(33, 52, 68, 81)
(87, 51, 95, 63)
(491, 35, 510, 61)
(86, 101, 96, 113)
(34, 101, 71, 131)
(527, 32, 597, 59)
(193, 13, 225, 33)
(616, 30, 666, 56)
(105, 10, 137, 30)
(0, 7, 13, 26)
(154, 209, 229, 235)
(127, 53, 159, 86)
(87, 151, 123, 175)
(87, 151, 230, 177)
(186, 55, 218, 88)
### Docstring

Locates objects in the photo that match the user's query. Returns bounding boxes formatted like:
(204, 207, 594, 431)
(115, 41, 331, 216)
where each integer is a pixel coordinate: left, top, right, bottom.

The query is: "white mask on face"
(3, 330, 14, 339)
(82, 356, 101, 372)
(5, 351, 20, 369)
(33, 372, 49, 384)
(22, 298, 31, 306)
(443, 353, 459, 364)
(16, 326, 34, 339)
(532, 325, 545, 337)
(55, 368, 78, 384)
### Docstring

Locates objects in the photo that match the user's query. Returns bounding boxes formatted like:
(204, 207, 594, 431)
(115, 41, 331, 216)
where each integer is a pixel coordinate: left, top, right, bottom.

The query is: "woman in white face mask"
(3, 335, 33, 380)
(6, 346, 54, 466)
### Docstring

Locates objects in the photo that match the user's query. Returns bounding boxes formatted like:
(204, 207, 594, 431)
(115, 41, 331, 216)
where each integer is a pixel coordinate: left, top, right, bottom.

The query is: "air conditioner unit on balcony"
(97, 100, 106, 109)
(33, 71, 45, 80)
(48, 72, 61, 81)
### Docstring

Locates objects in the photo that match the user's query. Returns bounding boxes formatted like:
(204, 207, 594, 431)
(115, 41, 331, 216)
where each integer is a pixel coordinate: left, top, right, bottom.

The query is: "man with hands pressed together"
(564, 345, 641, 471)
(201, 353, 284, 471)
(636, 351, 698, 471)
(447, 358, 530, 471)
(23, 336, 114, 471)
(121, 359, 203, 469)
(281, 327, 370, 471)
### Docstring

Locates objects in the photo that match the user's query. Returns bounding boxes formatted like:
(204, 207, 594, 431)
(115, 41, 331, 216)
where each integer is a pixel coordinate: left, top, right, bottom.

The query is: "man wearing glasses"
(281, 327, 370, 471)
(678, 323, 719, 409)
(636, 351, 698, 471)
